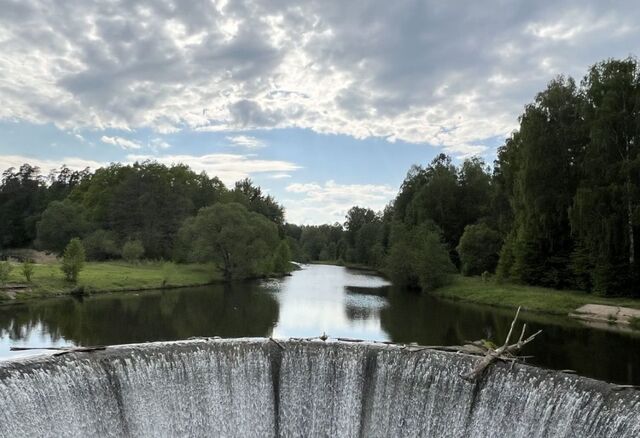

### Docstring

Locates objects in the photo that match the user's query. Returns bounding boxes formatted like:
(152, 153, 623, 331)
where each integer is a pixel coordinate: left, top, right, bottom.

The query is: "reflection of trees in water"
(0, 283, 279, 346)
(379, 287, 640, 385)
(343, 286, 389, 321)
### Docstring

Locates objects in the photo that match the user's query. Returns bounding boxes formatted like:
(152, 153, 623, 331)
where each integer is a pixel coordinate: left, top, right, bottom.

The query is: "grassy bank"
(0, 261, 222, 303)
(433, 275, 640, 315)
(309, 260, 381, 271)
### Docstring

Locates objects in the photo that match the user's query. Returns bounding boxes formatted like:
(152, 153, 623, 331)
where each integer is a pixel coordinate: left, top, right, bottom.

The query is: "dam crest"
(0, 338, 638, 437)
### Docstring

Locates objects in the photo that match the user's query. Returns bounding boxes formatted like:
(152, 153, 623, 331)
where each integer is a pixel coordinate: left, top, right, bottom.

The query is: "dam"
(0, 338, 638, 437)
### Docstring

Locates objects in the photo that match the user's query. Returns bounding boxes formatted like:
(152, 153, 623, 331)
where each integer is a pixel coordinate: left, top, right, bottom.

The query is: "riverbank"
(433, 275, 640, 316)
(0, 261, 222, 303)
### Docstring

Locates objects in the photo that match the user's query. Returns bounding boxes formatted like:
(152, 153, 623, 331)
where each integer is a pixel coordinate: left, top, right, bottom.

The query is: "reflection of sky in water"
(269, 265, 391, 341)
(0, 322, 74, 360)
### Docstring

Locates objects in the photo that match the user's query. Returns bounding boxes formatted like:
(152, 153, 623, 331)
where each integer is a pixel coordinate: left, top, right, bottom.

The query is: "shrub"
(122, 240, 145, 263)
(272, 240, 292, 274)
(457, 223, 503, 276)
(0, 261, 12, 285)
(61, 238, 85, 283)
(83, 229, 120, 261)
(21, 259, 34, 282)
(385, 222, 455, 291)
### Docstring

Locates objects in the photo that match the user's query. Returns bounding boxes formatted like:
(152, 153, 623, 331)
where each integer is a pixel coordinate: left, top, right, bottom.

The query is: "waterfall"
(0, 339, 638, 437)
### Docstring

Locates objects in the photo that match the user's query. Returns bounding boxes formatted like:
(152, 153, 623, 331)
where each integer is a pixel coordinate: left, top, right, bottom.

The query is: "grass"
(0, 260, 222, 302)
(433, 275, 640, 315)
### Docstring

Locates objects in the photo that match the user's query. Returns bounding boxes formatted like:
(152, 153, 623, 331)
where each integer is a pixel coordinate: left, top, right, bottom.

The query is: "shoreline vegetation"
(0, 260, 296, 305)
(313, 260, 640, 318)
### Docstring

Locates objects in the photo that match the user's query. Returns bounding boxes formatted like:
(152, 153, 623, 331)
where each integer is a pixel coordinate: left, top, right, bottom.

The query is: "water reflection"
(0, 264, 639, 385)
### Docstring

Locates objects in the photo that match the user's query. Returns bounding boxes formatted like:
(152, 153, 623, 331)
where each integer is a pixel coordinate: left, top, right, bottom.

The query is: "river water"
(0, 264, 638, 385)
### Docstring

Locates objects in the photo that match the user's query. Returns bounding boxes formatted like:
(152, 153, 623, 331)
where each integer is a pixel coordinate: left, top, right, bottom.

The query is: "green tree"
(385, 222, 455, 291)
(36, 199, 88, 253)
(83, 229, 120, 261)
(61, 238, 85, 283)
(21, 259, 34, 282)
(457, 223, 503, 276)
(273, 240, 292, 274)
(122, 240, 145, 263)
(496, 77, 586, 288)
(571, 58, 640, 295)
(176, 203, 279, 280)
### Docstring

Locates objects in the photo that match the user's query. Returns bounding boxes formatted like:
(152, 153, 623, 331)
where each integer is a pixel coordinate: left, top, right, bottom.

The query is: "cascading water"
(0, 338, 638, 437)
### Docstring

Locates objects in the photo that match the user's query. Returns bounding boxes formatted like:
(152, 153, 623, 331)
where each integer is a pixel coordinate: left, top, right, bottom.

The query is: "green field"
(0, 261, 222, 302)
(434, 275, 640, 315)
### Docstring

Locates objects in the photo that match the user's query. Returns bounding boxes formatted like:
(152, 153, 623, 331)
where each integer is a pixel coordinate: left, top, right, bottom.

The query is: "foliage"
(0, 261, 12, 285)
(36, 199, 88, 253)
(385, 222, 455, 291)
(61, 238, 85, 283)
(122, 240, 145, 263)
(176, 203, 279, 280)
(272, 240, 292, 274)
(457, 223, 503, 276)
(82, 229, 120, 261)
(21, 259, 35, 282)
(0, 165, 88, 248)
(570, 59, 640, 295)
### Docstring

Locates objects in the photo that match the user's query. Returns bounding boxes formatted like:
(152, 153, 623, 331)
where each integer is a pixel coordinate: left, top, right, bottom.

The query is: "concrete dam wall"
(0, 338, 638, 437)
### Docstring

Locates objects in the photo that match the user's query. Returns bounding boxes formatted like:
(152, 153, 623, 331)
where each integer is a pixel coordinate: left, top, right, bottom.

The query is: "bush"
(21, 259, 34, 282)
(457, 223, 503, 276)
(122, 240, 145, 263)
(0, 261, 12, 285)
(83, 229, 120, 261)
(272, 240, 292, 274)
(61, 238, 85, 283)
(385, 222, 455, 291)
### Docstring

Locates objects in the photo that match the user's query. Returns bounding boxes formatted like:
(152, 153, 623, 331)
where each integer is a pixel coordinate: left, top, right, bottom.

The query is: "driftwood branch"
(460, 307, 541, 382)
(10, 346, 106, 357)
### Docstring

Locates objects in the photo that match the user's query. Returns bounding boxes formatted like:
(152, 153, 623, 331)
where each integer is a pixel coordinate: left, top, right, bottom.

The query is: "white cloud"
(127, 153, 301, 185)
(1, 1, 639, 153)
(101, 135, 142, 150)
(269, 173, 292, 179)
(0, 155, 106, 174)
(226, 135, 265, 149)
(150, 138, 171, 150)
(284, 180, 396, 225)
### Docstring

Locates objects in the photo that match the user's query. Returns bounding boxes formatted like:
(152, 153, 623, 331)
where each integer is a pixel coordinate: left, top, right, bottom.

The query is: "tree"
(272, 240, 292, 274)
(122, 240, 145, 263)
(36, 200, 88, 253)
(61, 238, 85, 283)
(457, 224, 503, 275)
(176, 203, 279, 280)
(571, 58, 640, 295)
(83, 229, 120, 261)
(385, 222, 455, 291)
(21, 259, 34, 282)
(496, 76, 586, 288)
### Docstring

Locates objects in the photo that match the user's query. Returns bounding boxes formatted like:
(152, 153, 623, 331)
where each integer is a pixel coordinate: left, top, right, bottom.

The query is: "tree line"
(285, 57, 640, 297)
(0, 162, 290, 280)
(2, 57, 638, 295)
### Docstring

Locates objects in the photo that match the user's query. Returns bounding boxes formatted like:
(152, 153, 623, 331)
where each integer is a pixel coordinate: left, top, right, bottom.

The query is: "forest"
(1, 58, 639, 296)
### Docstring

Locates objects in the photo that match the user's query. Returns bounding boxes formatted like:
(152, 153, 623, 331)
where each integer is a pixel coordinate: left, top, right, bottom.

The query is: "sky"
(0, 1, 639, 224)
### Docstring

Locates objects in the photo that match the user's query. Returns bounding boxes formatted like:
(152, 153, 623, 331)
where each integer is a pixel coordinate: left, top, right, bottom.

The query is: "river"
(0, 264, 638, 385)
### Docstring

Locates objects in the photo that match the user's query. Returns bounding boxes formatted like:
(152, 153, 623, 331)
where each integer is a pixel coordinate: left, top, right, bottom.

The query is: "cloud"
(150, 138, 171, 150)
(0, 1, 639, 153)
(127, 153, 301, 185)
(0, 154, 106, 174)
(226, 135, 265, 149)
(284, 180, 396, 225)
(269, 173, 292, 179)
(101, 135, 142, 150)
